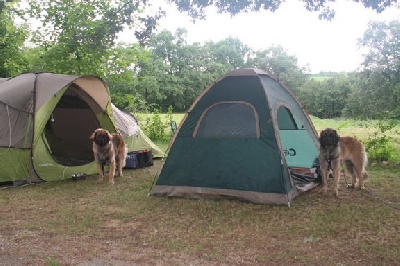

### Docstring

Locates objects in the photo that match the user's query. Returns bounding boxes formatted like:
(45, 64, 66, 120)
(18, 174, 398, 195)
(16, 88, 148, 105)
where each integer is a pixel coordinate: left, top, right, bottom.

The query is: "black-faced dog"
(319, 128, 369, 197)
(90, 128, 127, 184)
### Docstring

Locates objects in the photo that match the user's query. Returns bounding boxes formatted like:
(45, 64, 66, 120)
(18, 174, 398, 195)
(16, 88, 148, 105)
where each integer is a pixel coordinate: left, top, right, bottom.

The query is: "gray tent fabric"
(112, 103, 139, 137)
(111, 104, 165, 158)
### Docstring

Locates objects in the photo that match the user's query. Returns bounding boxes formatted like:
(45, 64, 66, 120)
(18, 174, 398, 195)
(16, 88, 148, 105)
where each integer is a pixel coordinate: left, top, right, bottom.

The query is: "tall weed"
(142, 106, 174, 141)
(363, 119, 399, 163)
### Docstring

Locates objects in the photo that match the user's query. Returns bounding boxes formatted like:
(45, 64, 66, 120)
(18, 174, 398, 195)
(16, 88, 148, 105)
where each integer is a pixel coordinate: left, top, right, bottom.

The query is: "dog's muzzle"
(95, 134, 110, 146)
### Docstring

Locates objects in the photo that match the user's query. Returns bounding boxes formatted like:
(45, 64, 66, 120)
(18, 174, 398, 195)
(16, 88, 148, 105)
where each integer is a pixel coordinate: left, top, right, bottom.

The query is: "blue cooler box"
(124, 152, 138, 169)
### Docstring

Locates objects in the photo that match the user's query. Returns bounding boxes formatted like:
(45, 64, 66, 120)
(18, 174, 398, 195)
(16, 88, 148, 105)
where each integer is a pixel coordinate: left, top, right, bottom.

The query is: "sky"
(119, 0, 399, 74)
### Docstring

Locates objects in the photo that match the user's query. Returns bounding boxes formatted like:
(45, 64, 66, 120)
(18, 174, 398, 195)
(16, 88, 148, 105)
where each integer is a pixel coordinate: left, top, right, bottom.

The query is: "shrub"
(142, 106, 174, 141)
(363, 119, 399, 163)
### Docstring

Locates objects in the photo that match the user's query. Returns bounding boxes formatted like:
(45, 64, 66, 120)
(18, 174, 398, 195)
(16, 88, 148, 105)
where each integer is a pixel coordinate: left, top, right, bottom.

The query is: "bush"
(363, 119, 399, 163)
(141, 106, 174, 141)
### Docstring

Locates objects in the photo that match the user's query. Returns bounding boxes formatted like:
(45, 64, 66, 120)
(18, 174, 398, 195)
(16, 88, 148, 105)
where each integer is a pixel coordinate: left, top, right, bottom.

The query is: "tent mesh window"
(277, 106, 304, 130)
(44, 84, 101, 166)
(194, 102, 259, 138)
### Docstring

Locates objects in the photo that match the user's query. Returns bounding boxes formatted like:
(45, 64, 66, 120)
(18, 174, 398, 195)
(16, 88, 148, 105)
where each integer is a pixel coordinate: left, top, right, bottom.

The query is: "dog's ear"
(107, 132, 113, 140)
(90, 132, 95, 140)
(334, 130, 340, 142)
(319, 129, 326, 139)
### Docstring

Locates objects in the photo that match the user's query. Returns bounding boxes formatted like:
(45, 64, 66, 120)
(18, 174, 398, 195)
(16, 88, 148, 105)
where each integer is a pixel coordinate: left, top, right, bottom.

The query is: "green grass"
(1, 161, 399, 265)
(308, 76, 331, 81)
(1, 118, 399, 265)
(136, 113, 185, 127)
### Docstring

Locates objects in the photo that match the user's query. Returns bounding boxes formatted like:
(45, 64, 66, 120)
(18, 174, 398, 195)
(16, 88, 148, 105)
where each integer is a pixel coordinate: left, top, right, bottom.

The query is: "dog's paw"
(97, 178, 104, 184)
(335, 190, 339, 197)
(319, 187, 328, 194)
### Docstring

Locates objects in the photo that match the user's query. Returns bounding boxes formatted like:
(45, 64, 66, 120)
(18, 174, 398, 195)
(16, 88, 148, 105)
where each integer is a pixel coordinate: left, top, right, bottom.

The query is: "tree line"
(1, 1, 399, 119)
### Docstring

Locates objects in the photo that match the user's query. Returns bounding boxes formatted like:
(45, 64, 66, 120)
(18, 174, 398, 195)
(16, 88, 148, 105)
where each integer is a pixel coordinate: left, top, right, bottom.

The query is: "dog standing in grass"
(319, 128, 369, 197)
(90, 128, 127, 184)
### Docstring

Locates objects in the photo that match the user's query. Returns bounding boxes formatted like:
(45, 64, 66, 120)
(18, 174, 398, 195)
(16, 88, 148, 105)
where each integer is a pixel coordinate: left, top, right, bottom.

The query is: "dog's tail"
(362, 150, 369, 180)
(121, 145, 128, 168)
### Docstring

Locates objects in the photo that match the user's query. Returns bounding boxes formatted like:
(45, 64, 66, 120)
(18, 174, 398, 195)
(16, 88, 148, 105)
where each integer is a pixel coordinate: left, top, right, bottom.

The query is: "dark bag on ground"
(124, 149, 153, 169)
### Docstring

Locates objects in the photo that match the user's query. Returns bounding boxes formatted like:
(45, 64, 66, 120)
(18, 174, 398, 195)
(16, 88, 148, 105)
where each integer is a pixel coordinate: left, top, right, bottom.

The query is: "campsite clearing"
(0, 161, 399, 265)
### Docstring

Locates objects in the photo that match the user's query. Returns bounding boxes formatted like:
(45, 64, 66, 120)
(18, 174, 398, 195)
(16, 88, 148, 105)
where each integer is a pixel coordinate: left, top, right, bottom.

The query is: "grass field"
(142, 114, 400, 161)
(0, 117, 399, 265)
(138, 113, 399, 141)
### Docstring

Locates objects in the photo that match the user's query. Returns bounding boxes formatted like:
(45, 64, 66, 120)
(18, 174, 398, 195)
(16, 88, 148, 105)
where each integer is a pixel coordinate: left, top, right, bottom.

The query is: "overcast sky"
(120, 0, 399, 74)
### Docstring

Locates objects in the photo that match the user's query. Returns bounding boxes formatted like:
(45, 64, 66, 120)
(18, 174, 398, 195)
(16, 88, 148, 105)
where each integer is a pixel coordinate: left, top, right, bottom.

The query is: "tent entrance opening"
(44, 86, 100, 166)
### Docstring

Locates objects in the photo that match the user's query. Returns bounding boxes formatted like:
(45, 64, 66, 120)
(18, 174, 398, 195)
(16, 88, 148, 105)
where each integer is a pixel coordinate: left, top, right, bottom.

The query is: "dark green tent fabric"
(150, 68, 320, 205)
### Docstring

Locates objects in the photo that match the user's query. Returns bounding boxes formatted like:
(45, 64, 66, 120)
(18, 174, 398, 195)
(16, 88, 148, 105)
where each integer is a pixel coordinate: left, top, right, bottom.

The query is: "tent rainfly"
(111, 103, 164, 158)
(0, 73, 162, 185)
(150, 68, 320, 205)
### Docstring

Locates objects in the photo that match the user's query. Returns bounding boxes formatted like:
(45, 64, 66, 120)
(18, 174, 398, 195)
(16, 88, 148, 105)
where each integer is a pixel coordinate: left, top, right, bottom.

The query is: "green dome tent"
(150, 68, 320, 205)
(0, 73, 117, 184)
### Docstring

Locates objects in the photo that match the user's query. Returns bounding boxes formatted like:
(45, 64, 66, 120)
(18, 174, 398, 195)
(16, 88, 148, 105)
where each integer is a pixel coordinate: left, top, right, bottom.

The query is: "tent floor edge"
(150, 185, 299, 206)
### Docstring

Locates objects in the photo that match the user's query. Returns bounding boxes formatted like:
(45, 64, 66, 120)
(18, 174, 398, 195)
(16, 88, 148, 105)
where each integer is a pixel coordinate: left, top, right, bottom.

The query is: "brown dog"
(90, 128, 127, 184)
(319, 128, 369, 197)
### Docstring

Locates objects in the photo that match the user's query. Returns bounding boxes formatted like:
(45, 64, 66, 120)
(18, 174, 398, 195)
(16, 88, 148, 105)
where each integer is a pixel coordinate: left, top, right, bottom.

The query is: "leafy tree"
(297, 79, 322, 116)
(0, 0, 15, 14)
(138, 29, 181, 110)
(134, 29, 312, 112)
(166, 42, 218, 110)
(359, 21, 400, 74)
(206, 37, 250, 70)
(351, 20, 400, 118)
(0, 2, 28, 77)
(170, 0, 397, 20)
(140, 29, 234, 112)
(135, 55, 171, 110)
(106, 44, 151, 112)
(24, 0, 164, 76)
(345, 71, 399, 119)
(298, 74, 355, 118)
(247, 45, 308, 91)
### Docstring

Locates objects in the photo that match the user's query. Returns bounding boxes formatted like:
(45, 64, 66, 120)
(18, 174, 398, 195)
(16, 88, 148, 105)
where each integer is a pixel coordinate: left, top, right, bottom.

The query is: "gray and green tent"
(0, 73, 117, 184)
(150, 68, 320, 205)
(0, 72, 162, 184)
